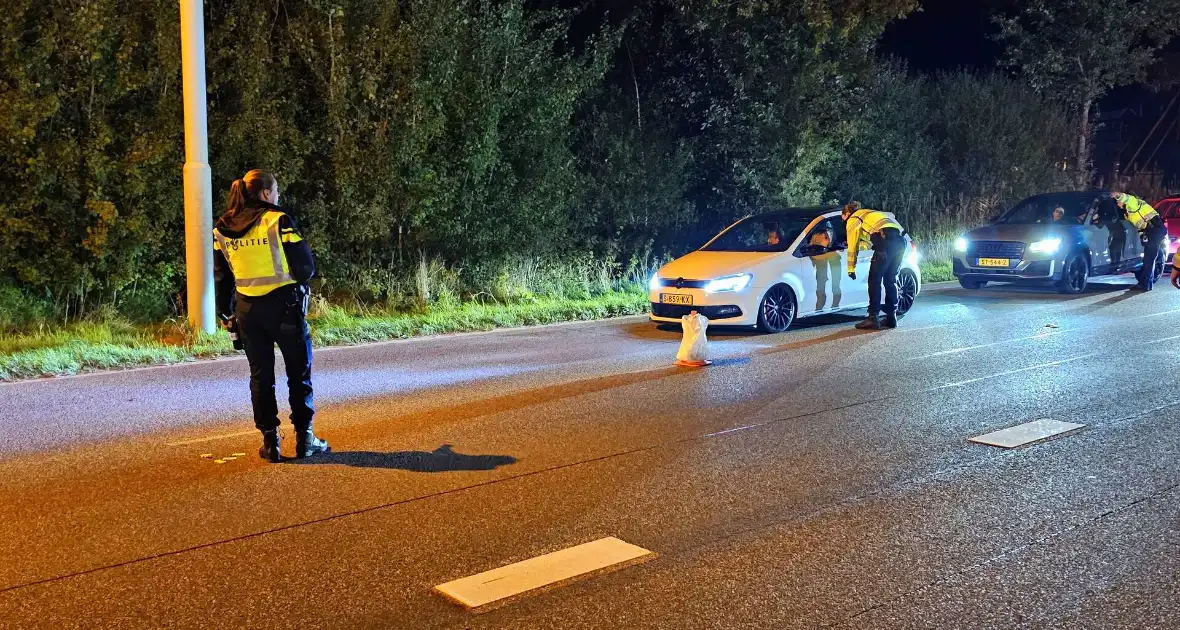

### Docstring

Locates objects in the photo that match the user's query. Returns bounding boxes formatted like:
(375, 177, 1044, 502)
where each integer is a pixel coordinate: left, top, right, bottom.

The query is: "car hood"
(658, 250, 781, 281)
(965, 224, 1075, 242)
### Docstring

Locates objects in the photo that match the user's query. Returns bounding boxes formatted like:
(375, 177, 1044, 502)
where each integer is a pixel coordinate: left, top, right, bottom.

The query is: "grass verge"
(920, 260, 955, 283)
(0, 292, 649, 381)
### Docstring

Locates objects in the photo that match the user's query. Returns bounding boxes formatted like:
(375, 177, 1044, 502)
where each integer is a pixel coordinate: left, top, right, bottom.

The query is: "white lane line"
(908, 328, 1075, 361)
(703, 424, 758, 438)
(940, 354, 1096, 389)
(969, 419, 1086, 448)
(165, 430, 257, 447)
(435, 537, 655, 611)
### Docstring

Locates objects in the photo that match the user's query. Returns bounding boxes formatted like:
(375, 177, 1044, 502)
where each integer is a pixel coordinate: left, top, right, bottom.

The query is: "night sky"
(879, 0, 1009, 72)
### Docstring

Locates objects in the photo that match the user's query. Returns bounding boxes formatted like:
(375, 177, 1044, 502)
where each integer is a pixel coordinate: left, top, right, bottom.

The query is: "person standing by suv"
(1112, 192, 1165, 290)
(842, 202, 907, 330)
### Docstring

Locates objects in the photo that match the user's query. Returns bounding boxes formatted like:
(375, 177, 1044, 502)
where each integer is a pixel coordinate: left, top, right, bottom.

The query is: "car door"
(1120, 217, 1142, 270)
(1081, 203, 1113, 272)
(1094, 198, 1131, 271)
(828, 216, 870, 309)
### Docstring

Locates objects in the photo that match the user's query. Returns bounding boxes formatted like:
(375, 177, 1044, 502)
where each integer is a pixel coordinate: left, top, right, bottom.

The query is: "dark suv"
(952, 191, 1163, 294)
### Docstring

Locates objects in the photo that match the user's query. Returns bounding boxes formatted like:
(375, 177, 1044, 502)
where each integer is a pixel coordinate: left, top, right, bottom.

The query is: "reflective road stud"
(969, 419, 1085, 448)
(435, 537, 655, 611)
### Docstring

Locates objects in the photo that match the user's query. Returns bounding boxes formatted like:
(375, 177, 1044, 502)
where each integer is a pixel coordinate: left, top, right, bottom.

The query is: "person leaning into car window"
(842, 201, 907, 330)
(1111, 192, 1166, 291)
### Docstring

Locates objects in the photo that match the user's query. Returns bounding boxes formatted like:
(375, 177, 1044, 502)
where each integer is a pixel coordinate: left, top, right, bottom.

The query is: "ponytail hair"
(225, 169, 278, 216)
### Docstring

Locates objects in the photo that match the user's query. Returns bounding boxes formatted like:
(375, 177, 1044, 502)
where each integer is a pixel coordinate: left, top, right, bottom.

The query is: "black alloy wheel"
(1058, 253, 1089, 294)
(757, 285, 797, 333)
(895, 269, 919, 316)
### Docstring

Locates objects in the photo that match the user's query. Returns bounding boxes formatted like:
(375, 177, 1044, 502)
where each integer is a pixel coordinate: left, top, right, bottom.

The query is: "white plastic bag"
(676, 311, 710, 365)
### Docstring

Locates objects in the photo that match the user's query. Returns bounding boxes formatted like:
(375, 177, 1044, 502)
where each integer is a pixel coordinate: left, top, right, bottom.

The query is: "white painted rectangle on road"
(435, 537, 654, 611)
(969, 419, 1085, 448)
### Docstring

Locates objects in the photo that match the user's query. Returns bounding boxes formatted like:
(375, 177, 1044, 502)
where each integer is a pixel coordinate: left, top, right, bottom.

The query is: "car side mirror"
(797, 244, 825, 257)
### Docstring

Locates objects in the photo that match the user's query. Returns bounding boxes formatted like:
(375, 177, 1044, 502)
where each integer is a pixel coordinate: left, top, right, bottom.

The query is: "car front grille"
(966, 241, 1026, 259)
(651, 303, 743, 320)
(657, 278, 708, 289)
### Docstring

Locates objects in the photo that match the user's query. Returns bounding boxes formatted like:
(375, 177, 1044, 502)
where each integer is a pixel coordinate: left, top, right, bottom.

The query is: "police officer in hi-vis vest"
(213, 169, 329, 462)
(1111, 192, 1166, 291)
(842, 201, 907, 330)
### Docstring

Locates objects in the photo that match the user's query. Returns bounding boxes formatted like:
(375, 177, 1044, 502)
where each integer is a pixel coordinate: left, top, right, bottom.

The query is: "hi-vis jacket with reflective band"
(213, 210, 300, 296)
(845, 209, 903, 274)
(212, 203, 316, 319)
(1114, 193, 1159, 231)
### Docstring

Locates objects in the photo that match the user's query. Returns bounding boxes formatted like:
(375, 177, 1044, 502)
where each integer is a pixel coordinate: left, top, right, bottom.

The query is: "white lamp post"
(179, 0, 215, 334)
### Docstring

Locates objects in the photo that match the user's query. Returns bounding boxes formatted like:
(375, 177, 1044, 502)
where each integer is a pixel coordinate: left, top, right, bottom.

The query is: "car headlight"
(649, 274, 661, 292)
(1028, 238, 1062, 255)
(704, 273, 752, 293)
(954, 237, 968, 253)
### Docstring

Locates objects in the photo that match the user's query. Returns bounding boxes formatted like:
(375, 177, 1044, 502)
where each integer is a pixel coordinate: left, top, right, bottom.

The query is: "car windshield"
(701, 214, 815, 253)
(995, 195, 1095, 225)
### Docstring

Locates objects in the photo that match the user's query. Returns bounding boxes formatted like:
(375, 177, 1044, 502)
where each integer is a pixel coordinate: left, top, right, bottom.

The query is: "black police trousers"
(235, 285, 315, 432)
(868, 227, 907, 316)
(1137, 218, 1167, 290)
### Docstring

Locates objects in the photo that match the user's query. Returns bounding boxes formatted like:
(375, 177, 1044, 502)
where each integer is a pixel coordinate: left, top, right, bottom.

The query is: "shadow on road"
(291, 444, 517, 472)
(1068, 287, 1145, 314)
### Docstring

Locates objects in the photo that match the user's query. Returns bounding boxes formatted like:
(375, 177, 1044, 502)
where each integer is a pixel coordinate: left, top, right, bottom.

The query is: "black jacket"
(212, 201, 316, 318)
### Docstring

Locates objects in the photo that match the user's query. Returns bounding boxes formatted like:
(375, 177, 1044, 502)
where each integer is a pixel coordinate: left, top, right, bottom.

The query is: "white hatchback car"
(649, 207, 922, 332)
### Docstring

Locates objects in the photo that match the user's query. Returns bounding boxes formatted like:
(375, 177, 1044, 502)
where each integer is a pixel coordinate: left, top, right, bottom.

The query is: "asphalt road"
(2, 276, 1179, 629)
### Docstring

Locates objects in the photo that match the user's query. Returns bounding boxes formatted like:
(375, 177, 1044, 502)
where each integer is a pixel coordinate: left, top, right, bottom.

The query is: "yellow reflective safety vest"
(845, 209, 903, 274)
(1114, 193, 1159, 231)
(212, 211, 300, 297)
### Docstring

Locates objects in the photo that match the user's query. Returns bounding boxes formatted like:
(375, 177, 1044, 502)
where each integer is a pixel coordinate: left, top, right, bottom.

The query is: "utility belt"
(870, 227, 905, 249)
(237, 283, 310, 326)
(1139, 215, 1165, 238)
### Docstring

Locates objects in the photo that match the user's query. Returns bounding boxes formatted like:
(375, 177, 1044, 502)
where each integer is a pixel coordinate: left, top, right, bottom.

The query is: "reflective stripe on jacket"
(846, 209, 903, 274)
(1115, 193, 1159, 231)
(213, 211, 299, 296)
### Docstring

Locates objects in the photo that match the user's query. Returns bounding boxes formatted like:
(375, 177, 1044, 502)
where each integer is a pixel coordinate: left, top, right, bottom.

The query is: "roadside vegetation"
(4, 0, 1166, 379)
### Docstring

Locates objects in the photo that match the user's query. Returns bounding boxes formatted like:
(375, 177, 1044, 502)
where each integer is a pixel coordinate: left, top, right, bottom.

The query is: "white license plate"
(660, 293, 693, 305)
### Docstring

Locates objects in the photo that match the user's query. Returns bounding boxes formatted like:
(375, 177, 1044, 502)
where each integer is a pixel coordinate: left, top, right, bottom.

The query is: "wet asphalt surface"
(1, 276, 1179, 629)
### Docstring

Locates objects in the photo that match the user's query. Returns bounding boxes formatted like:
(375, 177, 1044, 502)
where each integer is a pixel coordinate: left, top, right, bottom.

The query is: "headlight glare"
(954, 237, 968, 253)
(1028, 238, 1062, 254)
(649, 274, 661, 292)
(704, 273, 752, 293)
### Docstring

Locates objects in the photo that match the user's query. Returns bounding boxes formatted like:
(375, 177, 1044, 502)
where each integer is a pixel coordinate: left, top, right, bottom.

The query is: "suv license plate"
(660, 293, 693, 305)
(977, 258, 1010, 267)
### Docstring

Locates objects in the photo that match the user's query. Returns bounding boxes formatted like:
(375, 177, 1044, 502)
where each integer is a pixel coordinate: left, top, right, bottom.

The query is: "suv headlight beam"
(1028, 238, 1062, 255)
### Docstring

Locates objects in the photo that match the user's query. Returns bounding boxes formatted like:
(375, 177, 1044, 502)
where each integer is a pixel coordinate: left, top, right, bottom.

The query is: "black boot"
(882, 312, 898, 329)
(258, 429, 282, 463)
(296, 425, 331, 459)
(855, 314, 882, 330)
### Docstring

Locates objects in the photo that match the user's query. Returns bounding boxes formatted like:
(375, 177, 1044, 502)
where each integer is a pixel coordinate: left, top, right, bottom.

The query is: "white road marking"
(939, 354, 1096, 389)
(909, 328, 1075, 360)
(703, 425, 758, 438)
(435, 537, 654, 610)
(969, 419, 1086, 448)
(166, 430, 257, 447)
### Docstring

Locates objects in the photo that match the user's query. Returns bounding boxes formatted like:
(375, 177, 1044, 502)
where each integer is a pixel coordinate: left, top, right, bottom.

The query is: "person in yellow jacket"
(1111, 192, 1166, 290)
(842, 201, 906, 330)
(213, 169, 329, 462)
